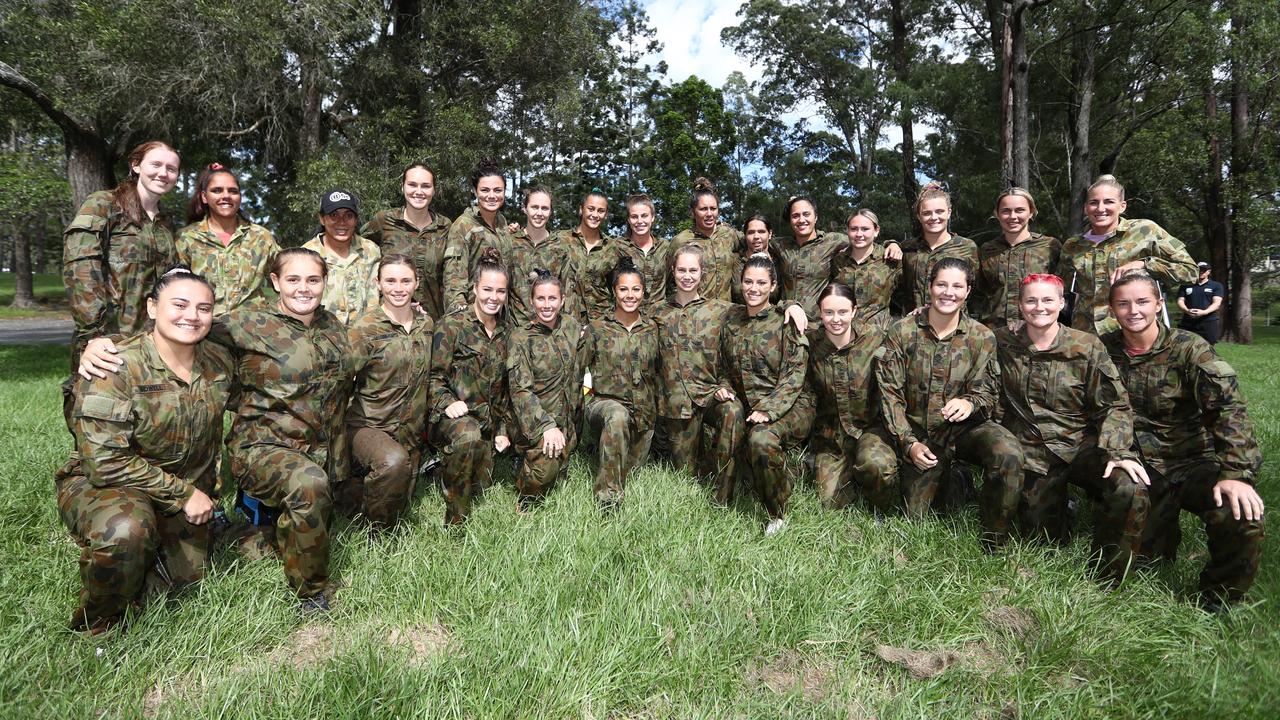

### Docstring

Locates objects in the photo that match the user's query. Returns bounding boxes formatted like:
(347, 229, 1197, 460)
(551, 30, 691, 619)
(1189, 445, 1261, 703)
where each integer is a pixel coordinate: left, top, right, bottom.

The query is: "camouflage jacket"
(829, 243, 901, 329)
(63, 190, 177, 348)
(976, 232, 1062, 328)
(442, 206, 512, 313)
(898, 234, 979, 312)
(429, 307, 509, 433)
(619, 235, 675, 314)
(673, 223, 744, 303)
(718, 304, 810, 420)
(360, 207, 452, 320)
(1057, 218, 1197, 334)
(211, 300, 353, 476)
(507, 314, 588, 445)
(807, 325, 886, 442)
(176, 218, 281, 316)
(71, 333, 234, 514)
(346, 307, 434, 449)
(995, 323, 1135, 475)
(1101, 326, 1261, 484)
(583, 313, 661, 428)
(301, 234, 381, 325)
(774, 232, 848, 320)
(875, 312, 1001, 452)
(556, 228, 620, 323)
(507, 228, 578, 327)
(655, 295, 735, 419)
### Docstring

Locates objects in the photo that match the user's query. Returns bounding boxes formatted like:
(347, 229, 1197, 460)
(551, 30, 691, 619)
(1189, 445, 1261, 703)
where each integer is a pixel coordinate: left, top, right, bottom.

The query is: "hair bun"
(749, 251, 771, 260)
(1095, 174, 1117, 182)
(693, 177, 715, 192)
(615, 255, 638, 272)
(478, 247, 503, 264)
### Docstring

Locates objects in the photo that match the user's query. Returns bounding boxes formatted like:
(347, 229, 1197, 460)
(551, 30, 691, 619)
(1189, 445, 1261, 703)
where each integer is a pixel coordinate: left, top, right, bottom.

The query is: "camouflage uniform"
(429, 308, 510, 524)
(507, 227, 578, 327)
(360, 207, 453, 320)
(655, 295, 743, 504)
(62, 190, 177, 382)
(875, 312, 1022, 545)
(175, 218, 281, 315)
(301, 234, 382, 325)
(829, 244, 902, 330)
(620, 236, 674, 315)
(995, 324, 1147, 578)
(774, 232, 848, 321)
(211, 301, 354, 599)
(556, 228, 620, 323)
(719, 305, 814, 519)
(345, 307, 434, 527)
(582, 313, 661, 505)
(507, 314, 588, 502)
(673, 223, 743, 303)
(897, 234, 979, 312)
(1057, 218, 1197, 334)
(1102, 326, 1264, 602)
(807, 328, 898, 511)
(441, 206, 512, 313)
(976, 233, 1061, 329)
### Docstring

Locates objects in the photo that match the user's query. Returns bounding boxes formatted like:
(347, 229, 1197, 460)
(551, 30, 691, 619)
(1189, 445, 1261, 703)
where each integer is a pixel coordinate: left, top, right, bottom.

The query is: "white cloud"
(645, 0, 760, 86)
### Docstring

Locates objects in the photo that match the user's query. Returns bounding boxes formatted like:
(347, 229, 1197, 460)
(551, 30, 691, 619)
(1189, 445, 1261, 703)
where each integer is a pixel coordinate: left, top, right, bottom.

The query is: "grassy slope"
(0, 332, 1275, 719)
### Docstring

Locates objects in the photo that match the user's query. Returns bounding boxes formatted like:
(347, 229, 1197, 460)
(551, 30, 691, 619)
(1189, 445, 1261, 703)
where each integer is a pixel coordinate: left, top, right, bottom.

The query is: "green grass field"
(1, 332, 1276, 718)
(0, 272, 68, 319)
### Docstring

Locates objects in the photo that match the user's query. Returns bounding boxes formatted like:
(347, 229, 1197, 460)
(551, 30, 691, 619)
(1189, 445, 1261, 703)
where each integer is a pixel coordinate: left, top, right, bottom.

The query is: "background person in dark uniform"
(1177, 261, 1224, 344)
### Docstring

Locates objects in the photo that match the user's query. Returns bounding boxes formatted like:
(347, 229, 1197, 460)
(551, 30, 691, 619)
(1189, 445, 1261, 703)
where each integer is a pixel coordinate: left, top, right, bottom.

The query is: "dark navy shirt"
(1178, 279, 1224, 313)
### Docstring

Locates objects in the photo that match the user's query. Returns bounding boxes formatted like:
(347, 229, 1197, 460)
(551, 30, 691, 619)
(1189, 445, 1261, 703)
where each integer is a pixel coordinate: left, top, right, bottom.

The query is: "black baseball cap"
(320, 189, 359, 216)
(1197, 261, 1210, 270)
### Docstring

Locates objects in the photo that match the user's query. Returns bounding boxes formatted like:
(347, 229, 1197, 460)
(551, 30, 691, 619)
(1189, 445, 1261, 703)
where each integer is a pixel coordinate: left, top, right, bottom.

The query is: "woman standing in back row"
(829, 209, 901, 330)
(673, 178, 743, 303)
(976, 187, 1060, 329)
(898, 182, 978, 313)
(361, 162, 453, 320)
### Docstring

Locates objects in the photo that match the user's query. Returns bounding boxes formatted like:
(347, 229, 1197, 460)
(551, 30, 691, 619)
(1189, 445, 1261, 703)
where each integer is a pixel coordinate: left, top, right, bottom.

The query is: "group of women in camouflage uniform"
(56, 140, 1264, 635)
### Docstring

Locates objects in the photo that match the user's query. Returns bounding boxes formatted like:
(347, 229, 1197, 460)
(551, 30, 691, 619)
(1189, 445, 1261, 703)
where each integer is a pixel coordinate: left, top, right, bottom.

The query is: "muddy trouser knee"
(952, 420, 1022, 544)
(1143, 460, 1264, 602)
(56, 473, 210, 627)
(586, 398, 653, 505)
(744, 396, 813, 519)
(431, 415, 493, 525)
(232, 445, 331, 598)
(516, 425, 578, 501)
(349, 427, 417, 527)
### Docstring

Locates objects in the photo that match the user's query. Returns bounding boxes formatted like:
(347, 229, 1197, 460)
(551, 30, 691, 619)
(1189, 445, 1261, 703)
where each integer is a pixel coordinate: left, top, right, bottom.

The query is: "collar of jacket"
(996, 231, 1052, 249)
(139, 331, 220, 383)
(914, 308, 973, 337)
(666, 294, 706, 310)
(390, 206, 447, 233)
(195, 216, 249, 244)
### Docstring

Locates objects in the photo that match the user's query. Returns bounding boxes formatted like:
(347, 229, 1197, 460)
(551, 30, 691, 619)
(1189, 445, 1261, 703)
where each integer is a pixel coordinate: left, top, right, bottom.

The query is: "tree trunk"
(998, 4, 1014, 188)
(10, 218, 37, 308)
(298, 57, 323, 160)
(1227, 6, 1252, 343)
(1203, 84, 1230, 303)
(1010, 1, 1031, 188)
(1066, 1, 1096, 237)
(890, 0, 918, 223)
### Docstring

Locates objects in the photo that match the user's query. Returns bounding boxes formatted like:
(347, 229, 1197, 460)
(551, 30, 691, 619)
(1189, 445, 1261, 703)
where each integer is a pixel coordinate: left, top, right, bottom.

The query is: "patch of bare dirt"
(984, 605, 1038, 639)
(388, 622, 453, 666)
(874, 641, 1007, 680)
(745, 649, 833, 702)
(267, 623, 336, 669)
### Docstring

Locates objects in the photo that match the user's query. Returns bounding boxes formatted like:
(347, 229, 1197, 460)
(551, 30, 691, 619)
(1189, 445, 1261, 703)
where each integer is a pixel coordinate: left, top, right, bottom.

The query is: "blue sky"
(644, 0, 762, 86)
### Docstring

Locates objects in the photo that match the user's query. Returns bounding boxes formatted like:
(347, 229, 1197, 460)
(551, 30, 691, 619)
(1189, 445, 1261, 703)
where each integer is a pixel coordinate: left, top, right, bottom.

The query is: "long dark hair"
(185, 163, 242, 224)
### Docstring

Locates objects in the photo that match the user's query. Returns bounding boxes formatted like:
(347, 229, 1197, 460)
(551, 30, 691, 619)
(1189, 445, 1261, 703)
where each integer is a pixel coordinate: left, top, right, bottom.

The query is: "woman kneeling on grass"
(716, 253, 815, 535)
(806, 282, 898, 512)
(1101, 271, 1264, 611)
(582, 256, 660, 511)
(61, 268, 232, 635)
(429, 248, 512, 526)
(344, 254, 434, 529)
(875, 258, 1022, 551)
(212, 248, 354, 613)
(994, 273, 1149, 581)
(507, 269, 587, 510)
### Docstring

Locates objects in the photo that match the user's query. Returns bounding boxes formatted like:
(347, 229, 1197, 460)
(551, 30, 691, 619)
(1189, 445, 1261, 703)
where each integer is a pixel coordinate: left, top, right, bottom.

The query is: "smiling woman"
(302, 188, 382, 325)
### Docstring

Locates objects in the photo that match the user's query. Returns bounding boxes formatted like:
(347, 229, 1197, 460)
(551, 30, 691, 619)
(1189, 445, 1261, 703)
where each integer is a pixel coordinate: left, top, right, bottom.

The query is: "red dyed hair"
(1020, 273, 1065, 296)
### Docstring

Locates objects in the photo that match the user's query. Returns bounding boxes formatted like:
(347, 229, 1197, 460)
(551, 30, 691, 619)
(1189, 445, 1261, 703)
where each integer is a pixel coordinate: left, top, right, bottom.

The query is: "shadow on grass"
(0, 344, 69, 383)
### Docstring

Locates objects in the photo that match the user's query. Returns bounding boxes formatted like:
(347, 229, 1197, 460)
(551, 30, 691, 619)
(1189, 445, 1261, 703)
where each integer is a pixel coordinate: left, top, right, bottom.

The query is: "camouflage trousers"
(812, 426, 898, 511)
(584, 397, 653, 505)
(1020, 443, 1149, 581)
(900, 419, 1022, 545)
(514, 424, 579, 504)
(231, 445, 331, 599)
(347, 427, 420, 528)
(660, 398, 744, 505)
(55, 470, 209, 630)
(743, 393, 815, 519)
(430, 415, 495, 525)
(1142, 460, 1265, 603)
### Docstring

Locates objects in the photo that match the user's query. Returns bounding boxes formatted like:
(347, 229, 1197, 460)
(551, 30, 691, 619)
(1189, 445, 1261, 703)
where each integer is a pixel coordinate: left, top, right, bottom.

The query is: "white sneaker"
(764, 518, 786, 536)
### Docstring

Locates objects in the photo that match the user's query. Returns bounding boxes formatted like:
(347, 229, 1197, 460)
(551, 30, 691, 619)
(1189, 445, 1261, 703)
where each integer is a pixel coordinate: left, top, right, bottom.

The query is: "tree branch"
(210, 117, 267, 137)
(0, 61, 97, 139)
